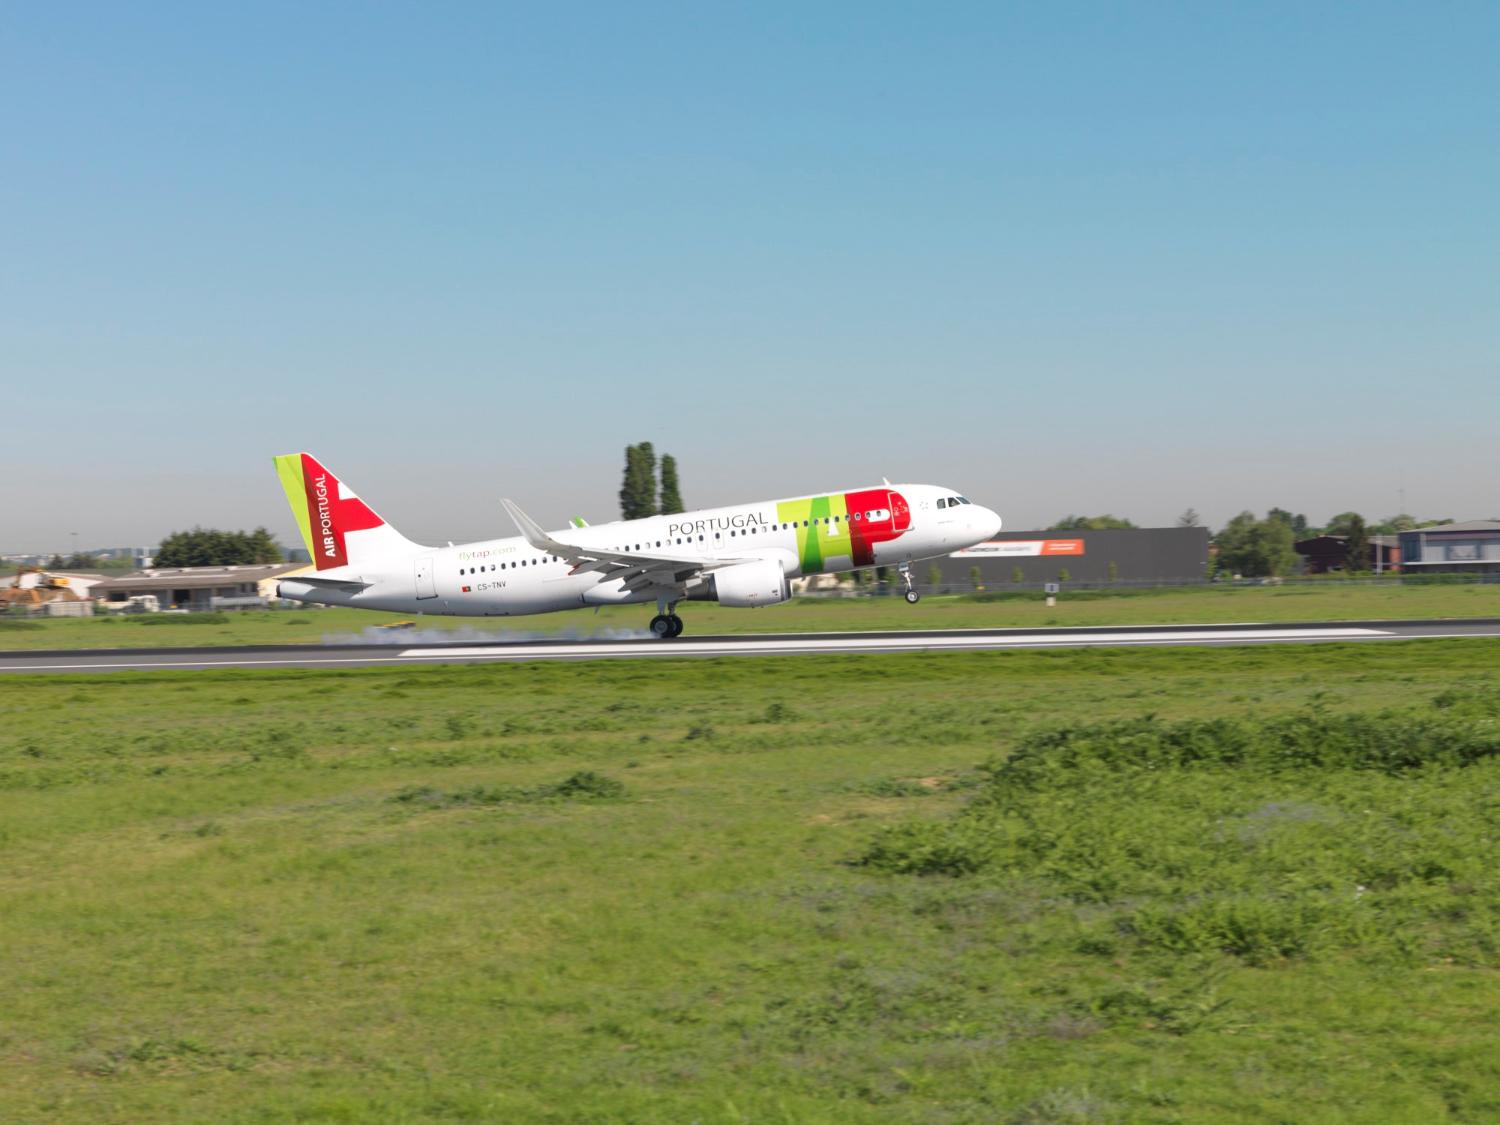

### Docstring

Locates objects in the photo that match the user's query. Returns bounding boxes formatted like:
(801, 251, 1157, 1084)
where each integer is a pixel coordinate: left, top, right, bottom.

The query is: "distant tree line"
(619, 443, 684, 519)
(1048, 514, 1136, 530)
(1210, 510, 1459, 577)
(44, 552, 108, 570)
(1048, 508, 1457, 578)
(155, 527, 283, 568)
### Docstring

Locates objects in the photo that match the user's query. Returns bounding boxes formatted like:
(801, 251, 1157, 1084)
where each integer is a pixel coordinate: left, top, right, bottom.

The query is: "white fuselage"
(279, 483, 1001, 617)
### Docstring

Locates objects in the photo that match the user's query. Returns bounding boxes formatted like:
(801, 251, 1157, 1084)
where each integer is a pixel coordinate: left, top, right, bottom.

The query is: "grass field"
(2, 581, 1497, 651)
(5, 640, 1500, 1121)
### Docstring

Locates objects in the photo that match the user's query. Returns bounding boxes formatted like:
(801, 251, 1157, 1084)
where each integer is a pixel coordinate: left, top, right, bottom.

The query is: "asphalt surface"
(3, 618, 1499, 674)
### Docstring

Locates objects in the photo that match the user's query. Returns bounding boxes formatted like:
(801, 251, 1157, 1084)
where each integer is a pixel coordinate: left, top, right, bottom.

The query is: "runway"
(3, 618, 1499, 674)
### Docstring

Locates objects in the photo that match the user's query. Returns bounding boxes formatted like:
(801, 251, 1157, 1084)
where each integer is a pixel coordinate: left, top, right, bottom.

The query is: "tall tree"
(246, 528, 284, 563)
(1215, 511, 1299, 578)
(618, 443, 659, 520)
(1266, 508, 1309, 537)
(1343, 514, 1371, 572)
(1177, 508, 1201, 527)
(1324, 511, 1364, 537)
(658, 454, 684, 514)
(637, 442, 656, 516)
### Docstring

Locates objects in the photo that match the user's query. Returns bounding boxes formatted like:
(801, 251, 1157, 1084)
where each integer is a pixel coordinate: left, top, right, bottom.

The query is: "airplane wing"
(502, 498, 753, 594)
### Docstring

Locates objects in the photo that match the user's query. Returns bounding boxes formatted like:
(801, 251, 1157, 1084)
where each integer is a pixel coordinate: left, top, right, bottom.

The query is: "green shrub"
(860, 711, 1500, 963)
(1124, 894, 1365, 965)
(858, 819, 998, 876)
(993, 711, 1500, 786)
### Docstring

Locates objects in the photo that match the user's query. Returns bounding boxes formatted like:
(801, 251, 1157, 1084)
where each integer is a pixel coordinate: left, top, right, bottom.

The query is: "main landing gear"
(899, 562, 920, 604)
(649, 614, 684, 638)
(650, 596, 684, 639)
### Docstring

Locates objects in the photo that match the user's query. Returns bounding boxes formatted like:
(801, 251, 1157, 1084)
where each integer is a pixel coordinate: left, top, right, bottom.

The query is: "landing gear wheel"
(898, 562, 919, 604)
(650, 614, 675, 639)
(667, 614, 685, 637)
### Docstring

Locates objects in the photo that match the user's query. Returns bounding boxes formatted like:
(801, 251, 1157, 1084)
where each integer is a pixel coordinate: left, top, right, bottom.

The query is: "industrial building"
(934, 526, 1211, 590)
(92, 563, 306, 612)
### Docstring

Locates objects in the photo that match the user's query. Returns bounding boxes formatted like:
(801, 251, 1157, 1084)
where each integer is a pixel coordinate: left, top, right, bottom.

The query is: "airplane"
(272, 451, 1002, 638)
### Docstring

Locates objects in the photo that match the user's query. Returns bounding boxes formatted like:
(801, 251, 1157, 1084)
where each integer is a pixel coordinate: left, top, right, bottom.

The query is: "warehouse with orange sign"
(934, 526, 1211, 590)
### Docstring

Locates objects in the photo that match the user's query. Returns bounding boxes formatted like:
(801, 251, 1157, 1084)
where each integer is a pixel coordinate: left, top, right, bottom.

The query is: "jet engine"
(710, 559, 790, 607)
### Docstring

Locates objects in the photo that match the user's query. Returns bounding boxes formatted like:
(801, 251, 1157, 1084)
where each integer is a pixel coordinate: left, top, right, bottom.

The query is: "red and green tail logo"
(273, 452, 384, 570)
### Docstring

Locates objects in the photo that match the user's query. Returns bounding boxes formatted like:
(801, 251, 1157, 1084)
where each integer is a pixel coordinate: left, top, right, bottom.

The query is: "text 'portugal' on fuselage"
(272, 452, 1002, 639)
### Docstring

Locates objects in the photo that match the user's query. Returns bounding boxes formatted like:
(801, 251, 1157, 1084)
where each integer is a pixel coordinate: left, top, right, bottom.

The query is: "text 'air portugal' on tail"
(273, 452, 422, 570)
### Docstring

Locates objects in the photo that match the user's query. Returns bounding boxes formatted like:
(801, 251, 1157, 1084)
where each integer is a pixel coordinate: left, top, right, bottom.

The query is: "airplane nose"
(977, 507, 1002, 540)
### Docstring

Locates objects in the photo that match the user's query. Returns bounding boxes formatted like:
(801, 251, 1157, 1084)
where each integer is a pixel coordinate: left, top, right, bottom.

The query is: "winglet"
(502, 499, 566, 554)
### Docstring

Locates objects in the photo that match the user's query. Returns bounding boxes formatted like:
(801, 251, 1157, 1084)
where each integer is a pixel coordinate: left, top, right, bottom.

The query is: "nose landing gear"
(899, 562, 921, 604)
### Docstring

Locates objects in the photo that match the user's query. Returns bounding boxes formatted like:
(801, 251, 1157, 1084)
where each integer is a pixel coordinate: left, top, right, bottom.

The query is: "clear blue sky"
(4, 3, 1495, 551)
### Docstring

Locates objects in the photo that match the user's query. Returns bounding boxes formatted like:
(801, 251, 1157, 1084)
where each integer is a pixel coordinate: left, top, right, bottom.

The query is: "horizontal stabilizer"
(281, 574, 370, 591)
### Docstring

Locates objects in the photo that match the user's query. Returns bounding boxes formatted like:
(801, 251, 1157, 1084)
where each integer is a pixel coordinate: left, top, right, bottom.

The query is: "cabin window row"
(458, 510, 902, 574)
(613, 513, 881, 552)
(460, 556, 560, 575)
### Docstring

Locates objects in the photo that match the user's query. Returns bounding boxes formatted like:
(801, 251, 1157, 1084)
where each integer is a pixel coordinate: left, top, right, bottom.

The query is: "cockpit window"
(937, 498, 947, 509)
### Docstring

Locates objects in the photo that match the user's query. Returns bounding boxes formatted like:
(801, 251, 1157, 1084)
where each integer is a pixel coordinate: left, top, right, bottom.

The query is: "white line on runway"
(401, 627, 1389, 660)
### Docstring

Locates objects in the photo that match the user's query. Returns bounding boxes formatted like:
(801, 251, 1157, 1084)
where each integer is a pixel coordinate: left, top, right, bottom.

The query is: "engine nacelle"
(711, 559, 790, 608)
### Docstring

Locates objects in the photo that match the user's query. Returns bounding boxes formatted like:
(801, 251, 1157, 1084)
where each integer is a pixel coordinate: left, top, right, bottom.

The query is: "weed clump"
(759, 702, 797, 723)
(851, 774, 978, 798)
(393, 770, 626, 808)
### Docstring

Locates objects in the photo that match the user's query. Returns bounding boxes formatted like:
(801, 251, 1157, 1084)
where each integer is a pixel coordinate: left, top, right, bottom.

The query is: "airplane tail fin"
(273, 452, 422, 570)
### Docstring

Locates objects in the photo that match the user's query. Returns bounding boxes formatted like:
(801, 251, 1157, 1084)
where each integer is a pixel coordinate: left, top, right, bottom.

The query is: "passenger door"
(889, 491, 911, 532)
(415, 557, 436, 600)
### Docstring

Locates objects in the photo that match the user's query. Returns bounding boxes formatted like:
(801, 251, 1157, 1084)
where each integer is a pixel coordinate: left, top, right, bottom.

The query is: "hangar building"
(1398, 521, 1500, 576)
(1294, 535, 1402, 574)
(93, 564, 305, 612)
